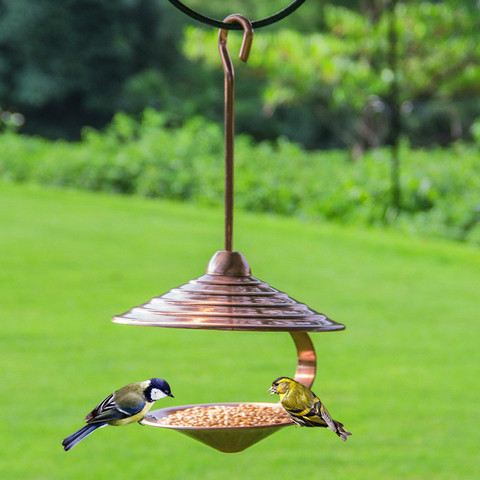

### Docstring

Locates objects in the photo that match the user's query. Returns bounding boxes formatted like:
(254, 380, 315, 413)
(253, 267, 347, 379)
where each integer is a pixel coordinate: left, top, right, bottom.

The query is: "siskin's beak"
(267, 386, 277, 396)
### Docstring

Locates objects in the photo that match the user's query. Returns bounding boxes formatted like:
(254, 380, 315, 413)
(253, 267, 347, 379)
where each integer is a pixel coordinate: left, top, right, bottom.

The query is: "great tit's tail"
(62, 422, 106, 451)
(333, 420, 352, 442)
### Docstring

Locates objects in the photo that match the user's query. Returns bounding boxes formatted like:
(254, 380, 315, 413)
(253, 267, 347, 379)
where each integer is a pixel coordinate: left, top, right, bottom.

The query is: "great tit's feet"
(139, 414, 156, 425)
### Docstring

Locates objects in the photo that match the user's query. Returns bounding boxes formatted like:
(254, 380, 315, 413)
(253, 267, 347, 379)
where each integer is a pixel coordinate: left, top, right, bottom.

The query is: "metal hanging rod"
(168, 0, 305, 30)
(218, 14, 254, 252)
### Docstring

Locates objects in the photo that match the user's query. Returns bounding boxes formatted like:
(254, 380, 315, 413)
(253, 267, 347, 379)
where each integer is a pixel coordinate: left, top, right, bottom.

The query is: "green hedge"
(1, 109, 479, 244)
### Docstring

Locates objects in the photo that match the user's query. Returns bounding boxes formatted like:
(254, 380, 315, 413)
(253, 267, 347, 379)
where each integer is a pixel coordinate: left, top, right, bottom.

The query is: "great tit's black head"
(145, 378, 174, 402)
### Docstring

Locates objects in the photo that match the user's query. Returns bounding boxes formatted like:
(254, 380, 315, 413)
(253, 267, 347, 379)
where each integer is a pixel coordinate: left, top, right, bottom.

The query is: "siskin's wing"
(285, 402, 328, 428)
(284, 396, 335, 429)
(313, 399, 337, 432)
(288, 411, 329, 427)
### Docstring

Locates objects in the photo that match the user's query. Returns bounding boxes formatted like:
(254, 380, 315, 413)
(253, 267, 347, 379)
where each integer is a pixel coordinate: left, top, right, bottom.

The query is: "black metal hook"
(168, 0, 306, 30)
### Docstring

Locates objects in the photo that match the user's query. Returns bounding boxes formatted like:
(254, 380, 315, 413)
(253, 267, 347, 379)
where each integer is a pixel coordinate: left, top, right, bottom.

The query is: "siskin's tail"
(333, 420, 352, 441)
(62, 423, 106, 451)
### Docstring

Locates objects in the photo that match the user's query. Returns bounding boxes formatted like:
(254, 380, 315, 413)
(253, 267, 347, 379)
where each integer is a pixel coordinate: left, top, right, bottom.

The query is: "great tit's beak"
(168, 393, 174, 398)
(267, 386, 276, 396)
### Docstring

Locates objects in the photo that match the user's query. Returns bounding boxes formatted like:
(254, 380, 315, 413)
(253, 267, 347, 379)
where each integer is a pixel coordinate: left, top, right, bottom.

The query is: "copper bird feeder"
(113, 11, 345, 453)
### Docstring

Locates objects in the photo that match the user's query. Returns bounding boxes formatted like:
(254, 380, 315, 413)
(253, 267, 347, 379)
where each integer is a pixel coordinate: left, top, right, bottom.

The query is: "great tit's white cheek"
(150, 388, 167, 401)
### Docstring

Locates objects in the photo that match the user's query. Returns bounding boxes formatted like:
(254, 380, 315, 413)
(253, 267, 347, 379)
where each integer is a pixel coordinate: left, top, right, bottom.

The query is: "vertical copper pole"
(218, 15, 253, 252)
(290, 332, 317, 389)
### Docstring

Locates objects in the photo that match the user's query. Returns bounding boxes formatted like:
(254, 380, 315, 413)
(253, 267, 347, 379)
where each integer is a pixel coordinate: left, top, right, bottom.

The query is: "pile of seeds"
(157, 404, 292, 428)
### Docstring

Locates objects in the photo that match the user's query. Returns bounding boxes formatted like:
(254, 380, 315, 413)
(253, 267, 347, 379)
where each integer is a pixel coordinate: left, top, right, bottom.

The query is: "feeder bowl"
(141, 403, 294, 453)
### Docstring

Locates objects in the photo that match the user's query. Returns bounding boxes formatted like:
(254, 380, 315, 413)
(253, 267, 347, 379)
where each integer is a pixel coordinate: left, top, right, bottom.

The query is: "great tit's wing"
(85, 393, 114, 422)
(85, 393, 124, 423)
(85, 392, 146, 424)
(113, 389, 147, 415)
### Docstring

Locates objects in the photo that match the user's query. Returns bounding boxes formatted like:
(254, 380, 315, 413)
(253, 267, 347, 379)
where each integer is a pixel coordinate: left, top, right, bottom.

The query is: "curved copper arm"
(218, 15, 254, 252)
(290, 332, 316, 389)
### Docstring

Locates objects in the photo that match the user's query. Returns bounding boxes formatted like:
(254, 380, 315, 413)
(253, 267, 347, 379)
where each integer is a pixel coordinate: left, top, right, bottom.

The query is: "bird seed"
(157, 404, 292, 428)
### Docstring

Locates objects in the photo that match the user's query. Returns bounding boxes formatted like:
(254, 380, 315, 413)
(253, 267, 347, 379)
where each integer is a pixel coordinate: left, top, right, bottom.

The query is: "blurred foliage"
(183, 1, 480, 149)
(1, 108, 479, 244)
(0, 0, 185, 138)
(0, 1, 478, 149)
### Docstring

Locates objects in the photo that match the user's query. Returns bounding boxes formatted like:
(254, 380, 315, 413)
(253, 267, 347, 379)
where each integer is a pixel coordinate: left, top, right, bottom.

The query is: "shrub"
(1, 109, 479, 244)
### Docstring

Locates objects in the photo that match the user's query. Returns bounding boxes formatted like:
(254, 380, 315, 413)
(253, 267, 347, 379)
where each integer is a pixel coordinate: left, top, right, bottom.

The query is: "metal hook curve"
(218, 15, 254, 253)
(218, 14, 254, 67)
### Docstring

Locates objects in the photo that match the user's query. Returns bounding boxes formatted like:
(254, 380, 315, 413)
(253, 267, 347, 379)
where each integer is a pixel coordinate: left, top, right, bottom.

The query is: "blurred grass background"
(1, 182, 478, 479)
(1, 3, 478, 477)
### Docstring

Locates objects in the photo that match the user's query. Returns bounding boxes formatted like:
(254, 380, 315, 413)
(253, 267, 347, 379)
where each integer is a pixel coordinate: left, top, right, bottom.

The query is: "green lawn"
(1, 182, 479, 480)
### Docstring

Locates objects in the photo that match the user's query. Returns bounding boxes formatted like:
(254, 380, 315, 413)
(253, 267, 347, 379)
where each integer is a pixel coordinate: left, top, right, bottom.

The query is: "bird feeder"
(112, 3, 345, 453)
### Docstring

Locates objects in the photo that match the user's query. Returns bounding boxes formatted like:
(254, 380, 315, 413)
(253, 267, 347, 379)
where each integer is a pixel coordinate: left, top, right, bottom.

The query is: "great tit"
(268, 376, 351, 441)
(62, 377, 173, 451)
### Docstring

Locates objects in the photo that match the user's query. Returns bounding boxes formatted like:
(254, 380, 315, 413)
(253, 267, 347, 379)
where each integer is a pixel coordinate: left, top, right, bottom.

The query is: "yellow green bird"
(62, 378, 173, 451)
(268, 376, 351, 441)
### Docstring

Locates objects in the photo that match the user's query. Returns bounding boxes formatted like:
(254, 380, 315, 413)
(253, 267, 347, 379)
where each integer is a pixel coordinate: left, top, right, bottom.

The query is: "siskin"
(62, 377, 173, 451)
(268, 376, 351, 441)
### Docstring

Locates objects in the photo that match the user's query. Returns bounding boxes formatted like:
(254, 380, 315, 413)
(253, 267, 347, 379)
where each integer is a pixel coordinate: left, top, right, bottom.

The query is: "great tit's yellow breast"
(108, 402, 153, 426)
